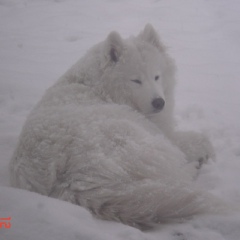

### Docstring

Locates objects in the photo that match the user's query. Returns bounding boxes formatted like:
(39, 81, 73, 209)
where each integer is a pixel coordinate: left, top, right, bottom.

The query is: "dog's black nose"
(152, 97, 165, 110)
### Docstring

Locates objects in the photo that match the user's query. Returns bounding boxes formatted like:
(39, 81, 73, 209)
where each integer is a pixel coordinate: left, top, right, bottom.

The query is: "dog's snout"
(152, 97, 165, 110)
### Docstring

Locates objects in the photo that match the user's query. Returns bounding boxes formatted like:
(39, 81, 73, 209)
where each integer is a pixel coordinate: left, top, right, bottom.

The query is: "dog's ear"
(106, 31, 124, 63)
(139, 24, 165, 51)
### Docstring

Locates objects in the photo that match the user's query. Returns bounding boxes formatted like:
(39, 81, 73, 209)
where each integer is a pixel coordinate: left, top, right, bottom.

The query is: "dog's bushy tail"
(67, 180, 228, 230)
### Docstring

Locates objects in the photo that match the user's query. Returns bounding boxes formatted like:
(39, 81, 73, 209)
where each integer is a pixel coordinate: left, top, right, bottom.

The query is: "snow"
(1, 0, 240, 239)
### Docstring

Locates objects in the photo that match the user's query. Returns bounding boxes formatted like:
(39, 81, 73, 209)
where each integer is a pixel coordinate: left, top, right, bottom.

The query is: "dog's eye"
(131, 79, 142, 85)
(155, 75, 159, 81)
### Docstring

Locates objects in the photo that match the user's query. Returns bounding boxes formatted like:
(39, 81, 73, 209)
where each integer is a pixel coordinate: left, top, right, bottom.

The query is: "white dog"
(10, 24, 224, 230)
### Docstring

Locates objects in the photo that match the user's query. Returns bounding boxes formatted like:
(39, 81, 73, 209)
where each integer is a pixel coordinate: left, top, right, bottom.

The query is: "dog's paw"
(171, 131, 215, 168)
(196, 155, 209, 169)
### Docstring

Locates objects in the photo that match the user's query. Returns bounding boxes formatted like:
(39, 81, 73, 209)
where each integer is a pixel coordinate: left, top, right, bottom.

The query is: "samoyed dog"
(10, 24, 225, 230)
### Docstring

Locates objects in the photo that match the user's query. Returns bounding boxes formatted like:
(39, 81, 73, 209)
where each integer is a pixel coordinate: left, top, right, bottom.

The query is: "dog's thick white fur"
(10, 24, 224, 230)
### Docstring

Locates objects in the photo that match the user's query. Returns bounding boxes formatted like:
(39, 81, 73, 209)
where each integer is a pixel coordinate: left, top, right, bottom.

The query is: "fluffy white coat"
(10, 24, 223, 230)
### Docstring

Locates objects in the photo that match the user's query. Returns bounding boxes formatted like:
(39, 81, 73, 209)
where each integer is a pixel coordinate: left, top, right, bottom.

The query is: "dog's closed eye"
(131, 79, 142, 84)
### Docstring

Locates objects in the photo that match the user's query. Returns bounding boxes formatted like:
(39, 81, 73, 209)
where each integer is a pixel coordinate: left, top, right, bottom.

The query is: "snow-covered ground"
(1, 0, 240, 239)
